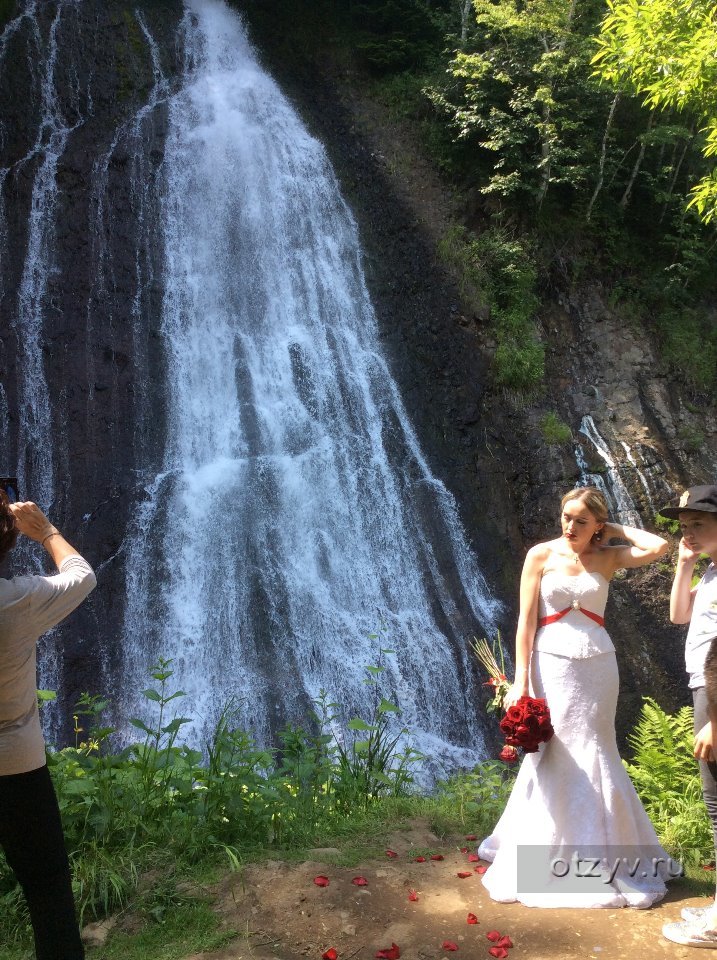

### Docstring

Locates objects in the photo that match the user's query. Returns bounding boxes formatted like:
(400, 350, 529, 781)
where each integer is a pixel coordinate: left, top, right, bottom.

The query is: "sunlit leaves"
(593, 0, 717, 223)
(429, 0, 605, 202)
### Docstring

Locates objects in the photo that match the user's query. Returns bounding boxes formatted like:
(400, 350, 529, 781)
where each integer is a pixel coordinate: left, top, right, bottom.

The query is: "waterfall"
(575, 416, 642, 526)
(119, 0, 500, 772)
(619, 440, 672, 519)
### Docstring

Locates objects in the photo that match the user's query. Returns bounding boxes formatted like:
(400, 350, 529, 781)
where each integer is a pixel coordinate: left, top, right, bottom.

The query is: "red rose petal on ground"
(430, 854, 444, 861)
(488, 949, 508, 959)
(351, 877, 368, 886)
(457, 871, 473, 878)
(414, 856, 426, 862)
(408, 889, 419, 902)
(442, 941, 459, 951)
(465, 835, 477, 841)
(375, 944, 401, 960)
(467, 853, 480, 862)
(474, 865, 488, 874)
(466, 913, 479, 924)
(313, 876, 330, 887)
(703, 864, 716, 871)
(486, 931, 502, 942)
(497, 936, 513, 948)
(322, 950, 338, 960)
(386, 850, 398, 859)
(460, 846, 468, 853)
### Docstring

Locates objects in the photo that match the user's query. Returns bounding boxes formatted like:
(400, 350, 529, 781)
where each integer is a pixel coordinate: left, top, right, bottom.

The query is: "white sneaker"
(663, 918, 717, 948)
(683, 907, 715, 922)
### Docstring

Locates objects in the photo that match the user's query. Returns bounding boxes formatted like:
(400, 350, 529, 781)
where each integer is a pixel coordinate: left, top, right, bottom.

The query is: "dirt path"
(177, 820, 710, 960)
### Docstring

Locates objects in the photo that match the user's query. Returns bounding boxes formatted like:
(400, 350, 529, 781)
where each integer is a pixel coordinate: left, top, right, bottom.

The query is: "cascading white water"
(120, 0, 501, 771)
(619, 440, 672, 518)
(13, 0, 81, 512)
(575, 416, 642, 526)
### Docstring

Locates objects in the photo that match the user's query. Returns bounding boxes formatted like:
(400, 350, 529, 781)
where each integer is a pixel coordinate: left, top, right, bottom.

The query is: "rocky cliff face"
(1, 0, 712, 751)
(0, 0, 182, 731)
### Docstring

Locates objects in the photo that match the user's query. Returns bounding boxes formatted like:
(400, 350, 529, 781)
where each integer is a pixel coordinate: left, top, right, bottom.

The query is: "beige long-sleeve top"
(0, 554, 96, 775)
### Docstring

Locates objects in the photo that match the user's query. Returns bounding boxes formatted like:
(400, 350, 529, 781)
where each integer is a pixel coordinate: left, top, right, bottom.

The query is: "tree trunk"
(660, 132, 693, 221)
(458, 0, 473, 45)
(587, 93, 620, 221)
(620, 115, 653, 209)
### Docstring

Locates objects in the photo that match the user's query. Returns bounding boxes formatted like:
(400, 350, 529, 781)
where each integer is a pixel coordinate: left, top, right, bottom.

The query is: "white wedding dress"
(479, 570, 674, 908)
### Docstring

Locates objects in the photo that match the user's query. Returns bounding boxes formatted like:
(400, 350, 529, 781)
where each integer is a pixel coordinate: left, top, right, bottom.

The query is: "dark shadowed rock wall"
(0, 0, 182, 736)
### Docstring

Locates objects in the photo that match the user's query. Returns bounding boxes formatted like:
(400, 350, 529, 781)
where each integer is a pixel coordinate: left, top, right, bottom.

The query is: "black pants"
(694, 688, 717, 863)
(0, 764, 84, 960)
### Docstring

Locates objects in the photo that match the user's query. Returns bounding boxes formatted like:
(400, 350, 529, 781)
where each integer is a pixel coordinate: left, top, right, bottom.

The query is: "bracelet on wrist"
(41, 531, 60, 548)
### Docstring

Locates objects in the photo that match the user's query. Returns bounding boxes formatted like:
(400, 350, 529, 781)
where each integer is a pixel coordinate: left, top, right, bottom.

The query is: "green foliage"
(434, 762, 516, 836)
(652, 307, 717, 394)
(593, 0, 717, 223)
(625, 698, 712, 864)
(678, 424, 706, 454)
(438, 223, 544, 392)
(0, 653, 421, 945)
(540, 411, 572, 446)
(426, 0, 609, 204)
(347, 0, 445, 74)
(654, 513, 680, 536)
(332, 648, 422, 808)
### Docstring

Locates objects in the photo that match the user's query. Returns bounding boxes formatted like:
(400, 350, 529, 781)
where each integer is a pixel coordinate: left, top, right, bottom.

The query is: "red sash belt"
(538, 602, 604, 628)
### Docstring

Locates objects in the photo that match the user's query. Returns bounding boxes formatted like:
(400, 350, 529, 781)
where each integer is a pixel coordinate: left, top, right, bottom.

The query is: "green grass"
(94, 900, 238, 960)
(0, 767, 507, 958)
(540, 411, 572, 446)
(0, 897, 240, 960)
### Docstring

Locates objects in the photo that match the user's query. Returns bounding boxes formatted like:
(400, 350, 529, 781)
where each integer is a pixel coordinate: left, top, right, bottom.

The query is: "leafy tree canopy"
(593, 0, 717, 223)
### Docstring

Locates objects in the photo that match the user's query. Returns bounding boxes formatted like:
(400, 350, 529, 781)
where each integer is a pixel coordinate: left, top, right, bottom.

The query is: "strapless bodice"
(540, 569, 609, 618)
(533, 570, 614, 660)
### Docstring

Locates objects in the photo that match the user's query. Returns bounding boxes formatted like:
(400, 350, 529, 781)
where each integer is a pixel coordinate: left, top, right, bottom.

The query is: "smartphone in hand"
(0, 478, 18, 503)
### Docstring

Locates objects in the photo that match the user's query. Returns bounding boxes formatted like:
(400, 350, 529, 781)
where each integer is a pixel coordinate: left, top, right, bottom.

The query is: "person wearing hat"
(659, 485, 717, 948)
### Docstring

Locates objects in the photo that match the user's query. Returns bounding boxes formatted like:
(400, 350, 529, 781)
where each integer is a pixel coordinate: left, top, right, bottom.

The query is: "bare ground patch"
(174, 820, 708, 960)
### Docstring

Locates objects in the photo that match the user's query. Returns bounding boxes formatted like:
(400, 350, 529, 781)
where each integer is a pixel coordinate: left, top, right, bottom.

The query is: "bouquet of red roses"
(499, 696, 554, 754)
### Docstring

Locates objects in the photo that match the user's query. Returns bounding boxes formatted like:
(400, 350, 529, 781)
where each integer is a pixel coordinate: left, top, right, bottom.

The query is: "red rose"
(499, 745, 518, 763)
(500, 696, 553, 753)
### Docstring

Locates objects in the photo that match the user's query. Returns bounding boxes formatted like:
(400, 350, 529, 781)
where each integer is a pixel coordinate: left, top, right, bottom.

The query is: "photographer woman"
(0, 493, 95, 960)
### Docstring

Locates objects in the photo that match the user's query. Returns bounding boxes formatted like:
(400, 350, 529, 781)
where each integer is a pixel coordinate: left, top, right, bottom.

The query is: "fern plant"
(624, 697, 712, 865)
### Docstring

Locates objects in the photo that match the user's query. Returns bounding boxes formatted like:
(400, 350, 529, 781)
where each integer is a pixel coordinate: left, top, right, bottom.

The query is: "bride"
(479, 486, 676, 908)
